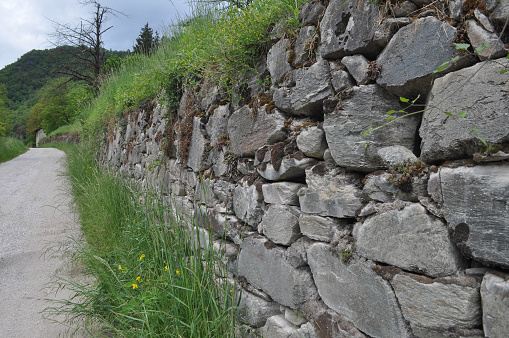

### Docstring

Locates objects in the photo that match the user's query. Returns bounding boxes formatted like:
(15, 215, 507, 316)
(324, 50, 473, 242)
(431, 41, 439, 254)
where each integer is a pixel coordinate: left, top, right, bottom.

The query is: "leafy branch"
(363, 42, 509, 139)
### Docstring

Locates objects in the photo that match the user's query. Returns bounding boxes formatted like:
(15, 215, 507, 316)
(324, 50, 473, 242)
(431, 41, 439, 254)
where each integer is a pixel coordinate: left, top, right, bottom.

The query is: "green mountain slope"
(0, 46, 128, 110)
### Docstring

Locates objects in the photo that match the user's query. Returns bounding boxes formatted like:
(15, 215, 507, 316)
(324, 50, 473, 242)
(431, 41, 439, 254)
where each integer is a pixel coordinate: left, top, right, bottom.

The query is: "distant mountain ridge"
(0, 46, 128, 110)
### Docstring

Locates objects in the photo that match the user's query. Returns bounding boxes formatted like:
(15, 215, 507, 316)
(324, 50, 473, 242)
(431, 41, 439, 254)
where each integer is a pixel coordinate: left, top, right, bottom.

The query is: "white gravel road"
(0, 148, 82, 337)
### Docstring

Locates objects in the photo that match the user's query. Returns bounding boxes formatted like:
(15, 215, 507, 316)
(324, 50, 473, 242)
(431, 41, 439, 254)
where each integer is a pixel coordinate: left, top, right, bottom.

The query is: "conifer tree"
(133, 23, 158, 56)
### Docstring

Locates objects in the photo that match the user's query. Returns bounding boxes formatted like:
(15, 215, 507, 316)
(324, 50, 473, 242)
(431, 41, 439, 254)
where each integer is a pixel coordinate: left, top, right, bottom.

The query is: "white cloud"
(0, 0, 190, 69)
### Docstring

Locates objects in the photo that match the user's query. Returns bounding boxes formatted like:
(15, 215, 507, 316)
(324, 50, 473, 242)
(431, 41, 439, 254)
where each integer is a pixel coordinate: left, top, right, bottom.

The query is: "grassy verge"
(46, 122, 83, 138)
(0, 137, 29, 163)
(49, 144, 237, 336)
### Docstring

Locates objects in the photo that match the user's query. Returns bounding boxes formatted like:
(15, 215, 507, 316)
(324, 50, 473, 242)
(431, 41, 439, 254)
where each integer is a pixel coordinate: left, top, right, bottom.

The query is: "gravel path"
(0, 148, 82, 337)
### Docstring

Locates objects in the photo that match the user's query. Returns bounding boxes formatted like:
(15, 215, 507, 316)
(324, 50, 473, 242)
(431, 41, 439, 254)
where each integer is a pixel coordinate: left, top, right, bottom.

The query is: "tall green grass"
(0, 137, 29, 163)
(49, 144, 237, 336)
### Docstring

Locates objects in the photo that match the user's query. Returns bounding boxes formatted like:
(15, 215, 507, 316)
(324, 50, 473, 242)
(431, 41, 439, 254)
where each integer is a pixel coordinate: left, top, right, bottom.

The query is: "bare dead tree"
(49, 1, 125, 92)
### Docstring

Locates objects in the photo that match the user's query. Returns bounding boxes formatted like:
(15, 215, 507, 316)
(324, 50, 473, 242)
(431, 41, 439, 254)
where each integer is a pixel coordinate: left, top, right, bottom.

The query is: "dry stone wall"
(100, 0, 509, 336)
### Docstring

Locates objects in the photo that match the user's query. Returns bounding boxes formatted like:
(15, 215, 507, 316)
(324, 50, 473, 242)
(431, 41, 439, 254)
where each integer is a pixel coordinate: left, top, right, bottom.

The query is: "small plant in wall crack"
(332, 245, 353, 264)
(387, 159, 427, 190)
(146, 156, 165, 172)
(470, 127, 502, 155)
(214, 133, 230, 150)
(340, 248, 353, 264)
(367, 61, 382, 80)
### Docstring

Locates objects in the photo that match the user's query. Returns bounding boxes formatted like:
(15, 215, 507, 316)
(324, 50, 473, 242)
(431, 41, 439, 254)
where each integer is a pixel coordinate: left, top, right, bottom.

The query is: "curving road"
(0, 148, 82, 337)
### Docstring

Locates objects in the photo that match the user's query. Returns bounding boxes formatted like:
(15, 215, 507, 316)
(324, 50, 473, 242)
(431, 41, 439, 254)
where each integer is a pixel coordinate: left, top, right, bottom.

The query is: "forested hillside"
(0, 47, 128, 108)
(0, 47, 127, 140)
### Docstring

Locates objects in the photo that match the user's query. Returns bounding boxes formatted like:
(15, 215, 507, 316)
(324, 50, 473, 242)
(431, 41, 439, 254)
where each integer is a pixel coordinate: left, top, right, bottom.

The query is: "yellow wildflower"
(139, 254, 146, 260)
(165, 266, 169, 271)
(132, 284, 138, 289)
(176, 270, 180, 275)
(136, 276, 141, 282)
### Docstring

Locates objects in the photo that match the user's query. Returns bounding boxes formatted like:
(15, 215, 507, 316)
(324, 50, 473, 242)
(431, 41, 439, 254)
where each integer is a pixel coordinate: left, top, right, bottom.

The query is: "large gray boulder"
(259, 204, 301, 246)
(434, 165, 509, 268)
(267, 39, 292, 85)
(187, 117, 209, 172)
(237, 237, 318, 309)
(296, 126, 327, 159)
(210, 206, 248, 245)
(298, 164, 363, 218)
(206, 104, 230, 146)
(233, 181, 265, 227)
(320, 0, 383, 59)
(236, 290, 281, 328)
(262, 182, 305, 206)
(377, 145, 418, 169)
(288, 59, 333, 117)
(307, 243, 410, 338)
(361, 172, 426, 203)
(330, 69, 354, 92)
(490, 0, 509, 26)
(323, 85, 420, 172)
(341, 55, 370, 85)
(299, 214, 350, 243)
(481, 271, 509, 337)
(377, 16, 473, 100)
(258, 157, 317, 181)
(228, 105, 287, 157)
(392, 274, 482, 330)
(420, 58, 509, 163)
(260, 315, 300, 337)
(449, 0, 465, 20)
(294, 26, 316, 67)
(466, 19, 506, 61)
(353, 204, 464, 277)
(299, 0, 326, 26)
(372, 18, 411, 49)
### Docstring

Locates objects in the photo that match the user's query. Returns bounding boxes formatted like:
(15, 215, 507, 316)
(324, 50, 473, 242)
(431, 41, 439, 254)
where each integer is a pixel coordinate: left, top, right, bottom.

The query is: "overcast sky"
(0, 0, 192, 70)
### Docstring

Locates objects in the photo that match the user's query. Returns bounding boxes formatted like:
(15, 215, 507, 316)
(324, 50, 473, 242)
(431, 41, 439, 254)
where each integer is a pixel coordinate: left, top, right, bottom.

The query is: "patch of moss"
(287, 49, 296, 65)
(271, 142, 286, 172)
(178, 114, 194, 162)
(255, 148, 266, 162)
(163, 114, 178, 158)
(295, 122, 317, 134)
(265, 101, 276, 113)
(387, 159, 427, 190)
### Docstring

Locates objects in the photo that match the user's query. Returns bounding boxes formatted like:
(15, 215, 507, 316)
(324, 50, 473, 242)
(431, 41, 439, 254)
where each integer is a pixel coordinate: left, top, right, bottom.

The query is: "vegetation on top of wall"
(76, 0, 306, 142)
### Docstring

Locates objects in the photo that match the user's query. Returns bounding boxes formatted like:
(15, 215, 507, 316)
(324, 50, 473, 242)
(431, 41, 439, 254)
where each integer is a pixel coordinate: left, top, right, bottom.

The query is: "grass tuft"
(0, 137, 29, 163)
